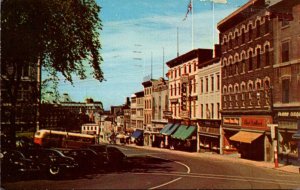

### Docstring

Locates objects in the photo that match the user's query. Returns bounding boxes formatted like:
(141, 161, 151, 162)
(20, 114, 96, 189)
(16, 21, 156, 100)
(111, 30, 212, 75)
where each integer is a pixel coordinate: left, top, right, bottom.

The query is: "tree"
(1, 0, 104, 146)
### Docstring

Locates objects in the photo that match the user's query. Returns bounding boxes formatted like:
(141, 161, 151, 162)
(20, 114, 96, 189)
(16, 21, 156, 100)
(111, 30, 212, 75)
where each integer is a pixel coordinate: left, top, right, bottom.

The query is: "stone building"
(218, 0, 274, 161)
(197, 46, 222, 153)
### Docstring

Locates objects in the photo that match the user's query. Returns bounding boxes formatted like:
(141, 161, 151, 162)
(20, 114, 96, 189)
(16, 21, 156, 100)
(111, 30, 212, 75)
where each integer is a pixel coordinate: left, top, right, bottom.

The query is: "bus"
(34, 129, 96, 149)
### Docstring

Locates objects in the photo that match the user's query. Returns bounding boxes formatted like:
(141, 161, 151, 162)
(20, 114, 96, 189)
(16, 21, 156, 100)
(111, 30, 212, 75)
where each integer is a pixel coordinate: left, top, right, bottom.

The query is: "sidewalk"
(125, 144, 300, 174)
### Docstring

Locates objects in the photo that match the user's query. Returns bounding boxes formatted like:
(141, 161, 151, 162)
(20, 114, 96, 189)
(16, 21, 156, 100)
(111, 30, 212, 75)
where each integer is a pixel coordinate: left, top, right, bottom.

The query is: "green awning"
(172, 125, 196, 140)
(160, 123, 173, 134)
(164, 123, 180, 136)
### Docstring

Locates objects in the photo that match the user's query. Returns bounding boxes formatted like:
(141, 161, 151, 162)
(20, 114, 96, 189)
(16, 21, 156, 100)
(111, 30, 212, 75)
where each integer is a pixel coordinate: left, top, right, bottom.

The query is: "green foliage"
(2, 0, 104, 82)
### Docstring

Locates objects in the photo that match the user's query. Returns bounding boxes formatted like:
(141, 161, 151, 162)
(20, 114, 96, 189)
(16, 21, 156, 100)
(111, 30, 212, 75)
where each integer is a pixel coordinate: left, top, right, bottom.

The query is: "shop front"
(171, 124, 197, 152)
(222, 116, 241, 155)
(198, 120, 221, 153)
(275, 109, 300, 165)
(160, 123, 181, 148)
(222, 115, 273, 161)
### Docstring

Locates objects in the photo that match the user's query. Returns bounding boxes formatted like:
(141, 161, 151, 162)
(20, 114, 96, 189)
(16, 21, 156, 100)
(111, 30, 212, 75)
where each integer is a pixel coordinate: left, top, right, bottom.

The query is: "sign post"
(268, 124, 279, 168)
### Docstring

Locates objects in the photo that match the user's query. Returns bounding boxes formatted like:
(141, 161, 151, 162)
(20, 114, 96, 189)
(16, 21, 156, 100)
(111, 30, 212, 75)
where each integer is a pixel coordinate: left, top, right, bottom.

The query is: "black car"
(88, 144, 126, 166)
(21, 148, 78, 178)
(56, 148, 106, 171)
(0, 149, 40, 179)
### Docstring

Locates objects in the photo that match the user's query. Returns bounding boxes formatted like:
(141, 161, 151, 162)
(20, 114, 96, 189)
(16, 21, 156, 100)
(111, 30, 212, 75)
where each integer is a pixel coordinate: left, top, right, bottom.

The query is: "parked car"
(88, 144, 126, 166)
(21, 148, 78, 178)
(0, 149, 40, 179)
(56, 148, 106, 171)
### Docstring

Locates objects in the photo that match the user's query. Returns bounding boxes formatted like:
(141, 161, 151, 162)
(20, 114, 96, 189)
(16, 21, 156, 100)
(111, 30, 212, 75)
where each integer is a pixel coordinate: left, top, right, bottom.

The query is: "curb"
(125, 144, 300, 174)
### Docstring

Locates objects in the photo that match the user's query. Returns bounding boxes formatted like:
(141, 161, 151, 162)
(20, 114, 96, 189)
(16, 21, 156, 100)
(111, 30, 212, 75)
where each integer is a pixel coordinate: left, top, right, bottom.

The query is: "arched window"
(248, 25, 253, 41)
(265, 45, 270, 66)
(249, 51, 253, 71)
(256, 20, 260, 38)
(265, 18, 270, 34)
(256, 82, 261, 90)
(241, 28, 245, 44)
(235, 31, 239, 46)
(256, 48, 261, 68)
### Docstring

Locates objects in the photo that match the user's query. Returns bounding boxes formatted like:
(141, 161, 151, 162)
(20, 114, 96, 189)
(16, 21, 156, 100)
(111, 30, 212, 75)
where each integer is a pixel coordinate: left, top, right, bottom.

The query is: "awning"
(131, 129, 143, 139)
(172, 125, 196, 140)
(160, 123, 181, 136)
(160, 123, 173, 134)
(164, 123, 180, 136)
(292, 131, 300, 140)
(230, 131, 263, 144)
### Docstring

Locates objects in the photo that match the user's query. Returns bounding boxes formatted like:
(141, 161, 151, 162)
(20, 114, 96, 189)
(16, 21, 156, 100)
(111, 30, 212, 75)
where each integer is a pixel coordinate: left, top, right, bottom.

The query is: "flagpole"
(192, 0, 194, 49)
(212, 1, 215, 56)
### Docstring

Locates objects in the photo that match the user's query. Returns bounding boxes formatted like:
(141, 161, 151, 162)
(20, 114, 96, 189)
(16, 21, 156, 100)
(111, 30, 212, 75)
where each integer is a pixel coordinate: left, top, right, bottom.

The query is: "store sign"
(241, 116, 272, 130)
(277, 111, 300, 118)
(180, 75, 190, 119)
(223, 117, 240, 126)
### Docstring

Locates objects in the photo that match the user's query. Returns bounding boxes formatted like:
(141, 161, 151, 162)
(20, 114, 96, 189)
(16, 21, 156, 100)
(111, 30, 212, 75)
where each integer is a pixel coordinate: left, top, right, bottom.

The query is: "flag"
(199, 0, 227, 4)
(183, 0, 192, 21)
(212, 0, 227, 4)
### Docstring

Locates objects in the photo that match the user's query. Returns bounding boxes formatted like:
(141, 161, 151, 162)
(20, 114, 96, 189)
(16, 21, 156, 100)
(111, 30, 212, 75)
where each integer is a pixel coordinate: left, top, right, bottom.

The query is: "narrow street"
(2, 145, 300, 189)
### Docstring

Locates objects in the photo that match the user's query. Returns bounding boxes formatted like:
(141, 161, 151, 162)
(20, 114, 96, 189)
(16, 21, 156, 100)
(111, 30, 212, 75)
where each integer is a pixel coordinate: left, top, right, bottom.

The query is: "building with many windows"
(164, 49, 213, 150)
(268, 0, 300, 164)
(197, 46, 222, 153)
(218, 0, 274, 161)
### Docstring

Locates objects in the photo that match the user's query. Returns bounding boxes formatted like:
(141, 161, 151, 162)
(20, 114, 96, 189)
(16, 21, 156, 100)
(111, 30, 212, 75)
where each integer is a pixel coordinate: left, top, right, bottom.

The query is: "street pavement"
(125, 144, 300, 174)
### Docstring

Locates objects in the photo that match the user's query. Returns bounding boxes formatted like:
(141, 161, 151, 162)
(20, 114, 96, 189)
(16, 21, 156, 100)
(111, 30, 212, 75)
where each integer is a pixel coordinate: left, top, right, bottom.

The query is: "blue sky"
(57, 0, 248, 110)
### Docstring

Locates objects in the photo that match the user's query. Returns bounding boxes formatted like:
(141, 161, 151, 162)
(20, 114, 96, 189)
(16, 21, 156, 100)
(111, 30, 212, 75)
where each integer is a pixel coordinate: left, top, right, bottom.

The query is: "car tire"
(49, 165, 60, 176)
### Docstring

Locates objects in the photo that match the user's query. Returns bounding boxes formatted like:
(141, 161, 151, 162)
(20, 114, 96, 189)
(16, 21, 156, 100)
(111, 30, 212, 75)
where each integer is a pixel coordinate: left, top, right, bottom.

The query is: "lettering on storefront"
(241, 116, 272, 130)
(278, 111, 300, 118)
(180, 75, 189, 118)
(223, 117, 240, 126)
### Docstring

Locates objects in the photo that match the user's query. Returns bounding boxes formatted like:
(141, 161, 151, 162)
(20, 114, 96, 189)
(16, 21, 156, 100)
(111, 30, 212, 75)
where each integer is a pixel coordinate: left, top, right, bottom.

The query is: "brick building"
(268, 0, 300, 164)
(218, 0, 274, 161)
(164, 49, 213, 150)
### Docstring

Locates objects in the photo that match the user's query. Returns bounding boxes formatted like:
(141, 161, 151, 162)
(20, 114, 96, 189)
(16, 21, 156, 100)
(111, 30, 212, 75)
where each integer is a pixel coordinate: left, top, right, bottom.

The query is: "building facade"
(268, 0, 300, 164)
(218, 0, 274, 161)
(164, 49, 213, 150)
(197, 53, 222, 153)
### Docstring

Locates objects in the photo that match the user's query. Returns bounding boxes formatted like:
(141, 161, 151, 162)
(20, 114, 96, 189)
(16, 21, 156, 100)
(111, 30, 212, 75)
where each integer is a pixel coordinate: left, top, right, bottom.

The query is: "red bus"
(34, 129, 95, 148)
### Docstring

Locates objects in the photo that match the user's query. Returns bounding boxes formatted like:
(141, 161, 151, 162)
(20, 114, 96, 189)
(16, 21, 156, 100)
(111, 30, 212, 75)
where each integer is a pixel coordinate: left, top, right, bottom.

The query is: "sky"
(56, 0, 248, 110)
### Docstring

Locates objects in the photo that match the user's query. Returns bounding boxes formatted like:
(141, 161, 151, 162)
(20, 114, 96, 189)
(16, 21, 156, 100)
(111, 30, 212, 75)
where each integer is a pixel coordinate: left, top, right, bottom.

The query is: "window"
(235, 31, 238, 46)
(242, 55, 246, 73)
(189, 64, 191, 73)
(193, 101, 196, 118)
(23, 64, 29, 77)
(229, 38, 232, 49)
(174, 84, 177, 96)
(256, 20, 260, 38)
(281, 20, 289, 27)
(211, 103, 214, 119)
(265, 19, 270, 34)
(179, 67, 181, 76)
(170, 85, 173, 96)
(217, 103, 220, 119)
(217, 75, 220, 90)
(184, 65, 187, 74)
(193, 79, 196, 93)
(211, 76, 214, 91)
(265, 45, 270, 66)
(282, 79, 290, 103)
(249, 52, 253, 71)
(194, 62, 197, 72)
(174, 69, 177, 78)
(200, 79, 204, 93)
(282, 41, 290, 62)
(241, 28, 245, 44)
(235, 63, 239, 75)
(206, 77, 209, 92)
(248, 25, 252, 41)
(256, 48, 261, 68)
(201, 104, 203, 118)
